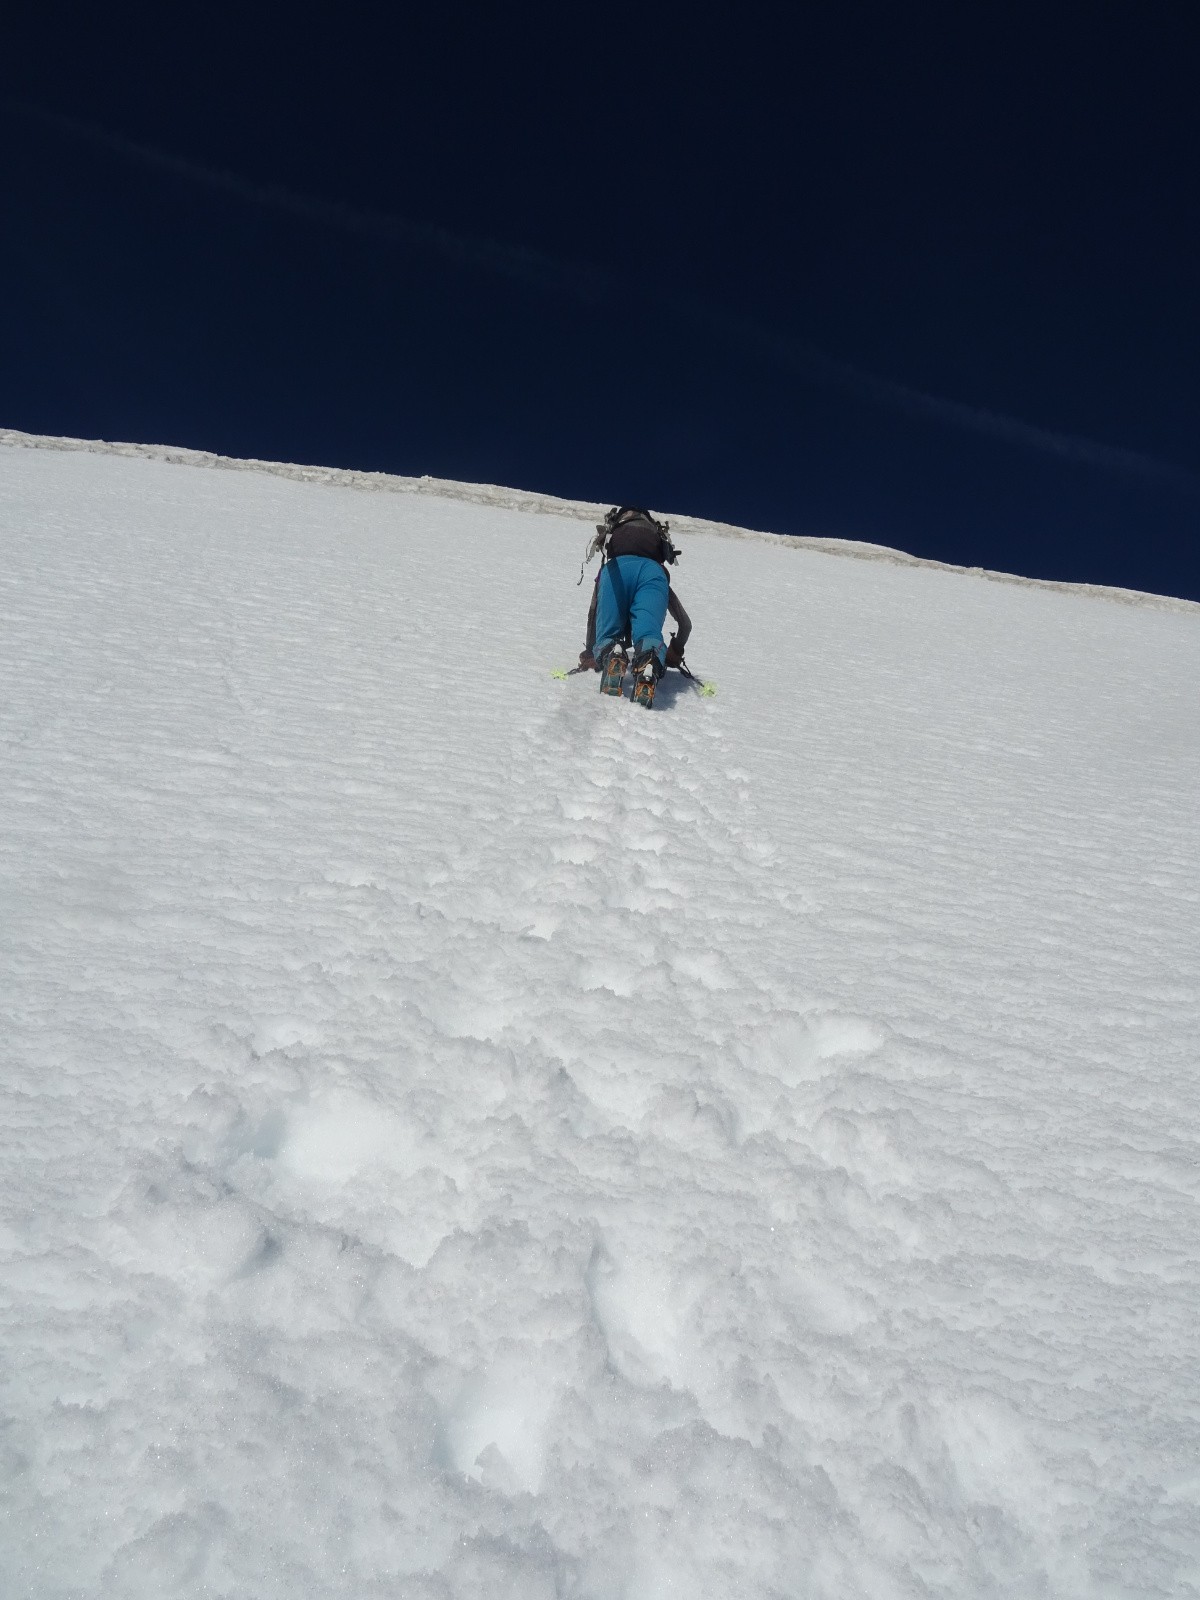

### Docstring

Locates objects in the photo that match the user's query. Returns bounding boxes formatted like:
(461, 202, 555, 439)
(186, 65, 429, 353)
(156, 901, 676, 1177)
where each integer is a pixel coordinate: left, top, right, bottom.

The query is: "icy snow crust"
(6, 425, 1200, 616)
(2, 442, 1199, 1599)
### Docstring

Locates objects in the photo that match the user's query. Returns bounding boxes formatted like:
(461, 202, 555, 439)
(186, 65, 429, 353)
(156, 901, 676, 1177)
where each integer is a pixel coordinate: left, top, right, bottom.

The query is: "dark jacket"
(605, 513, 676, 566)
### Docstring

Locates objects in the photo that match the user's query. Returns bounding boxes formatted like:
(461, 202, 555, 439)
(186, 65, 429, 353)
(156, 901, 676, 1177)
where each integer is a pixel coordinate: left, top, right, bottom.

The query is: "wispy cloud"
(6, 96, 1197, 497)
(673, 298, 1200, 494)
(4, 98, 604, 302)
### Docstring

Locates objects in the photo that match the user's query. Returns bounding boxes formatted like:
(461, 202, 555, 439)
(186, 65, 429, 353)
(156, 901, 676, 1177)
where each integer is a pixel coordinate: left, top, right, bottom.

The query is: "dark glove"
(665, 637, 684, 669)
(578, 650, 598, 671)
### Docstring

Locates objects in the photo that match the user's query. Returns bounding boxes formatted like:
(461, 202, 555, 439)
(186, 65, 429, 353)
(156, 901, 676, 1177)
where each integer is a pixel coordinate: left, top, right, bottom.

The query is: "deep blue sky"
(3, 3, 1198, 598)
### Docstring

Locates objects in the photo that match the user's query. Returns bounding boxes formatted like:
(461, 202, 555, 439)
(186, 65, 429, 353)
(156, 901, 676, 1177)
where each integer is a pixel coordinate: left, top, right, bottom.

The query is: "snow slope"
(2, 441, 1199, 1599)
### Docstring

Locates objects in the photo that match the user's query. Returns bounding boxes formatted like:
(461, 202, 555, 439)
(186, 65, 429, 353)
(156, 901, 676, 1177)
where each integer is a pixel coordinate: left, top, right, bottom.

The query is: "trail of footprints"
(197, 676, 895, 1540)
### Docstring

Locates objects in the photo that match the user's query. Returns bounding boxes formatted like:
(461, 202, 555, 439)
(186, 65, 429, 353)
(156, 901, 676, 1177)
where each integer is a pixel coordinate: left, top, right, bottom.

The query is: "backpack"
(581, 506, 679, 578)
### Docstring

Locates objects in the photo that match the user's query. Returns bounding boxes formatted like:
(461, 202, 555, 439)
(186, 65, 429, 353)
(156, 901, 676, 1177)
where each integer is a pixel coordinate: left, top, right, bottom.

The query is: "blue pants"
(594, 556, 669, 669)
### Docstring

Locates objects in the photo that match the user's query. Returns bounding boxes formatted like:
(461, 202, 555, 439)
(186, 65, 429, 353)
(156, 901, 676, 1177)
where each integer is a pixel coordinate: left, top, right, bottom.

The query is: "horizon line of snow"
(4, 425, 1197, 618)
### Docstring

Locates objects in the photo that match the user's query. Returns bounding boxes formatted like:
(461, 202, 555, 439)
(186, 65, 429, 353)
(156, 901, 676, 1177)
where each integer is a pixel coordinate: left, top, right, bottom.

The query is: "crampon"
(599, 645, 628, 696)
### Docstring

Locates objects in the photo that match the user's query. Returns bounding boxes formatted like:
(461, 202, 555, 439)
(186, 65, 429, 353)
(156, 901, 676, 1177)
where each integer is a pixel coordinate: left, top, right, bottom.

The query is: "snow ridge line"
(4, 425, 1197, 617)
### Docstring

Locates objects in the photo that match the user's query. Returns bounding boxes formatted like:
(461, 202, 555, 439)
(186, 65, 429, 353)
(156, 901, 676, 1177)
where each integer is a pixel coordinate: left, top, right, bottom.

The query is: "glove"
(578, 650, 598, 671)
(665, 638, 684, 669)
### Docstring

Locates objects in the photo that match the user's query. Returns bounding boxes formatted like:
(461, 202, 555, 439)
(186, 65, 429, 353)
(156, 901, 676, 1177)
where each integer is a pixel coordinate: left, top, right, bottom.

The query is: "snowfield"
(2, 438, 1199, 1599)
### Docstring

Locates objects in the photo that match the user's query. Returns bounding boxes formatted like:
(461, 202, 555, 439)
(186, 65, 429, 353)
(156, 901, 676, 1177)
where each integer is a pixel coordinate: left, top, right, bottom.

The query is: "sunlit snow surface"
(2, 444, 1199, 1598)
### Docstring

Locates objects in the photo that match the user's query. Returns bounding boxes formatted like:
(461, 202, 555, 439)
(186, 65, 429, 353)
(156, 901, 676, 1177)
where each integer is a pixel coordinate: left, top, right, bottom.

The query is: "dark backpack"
(596, 505, 680, 567)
